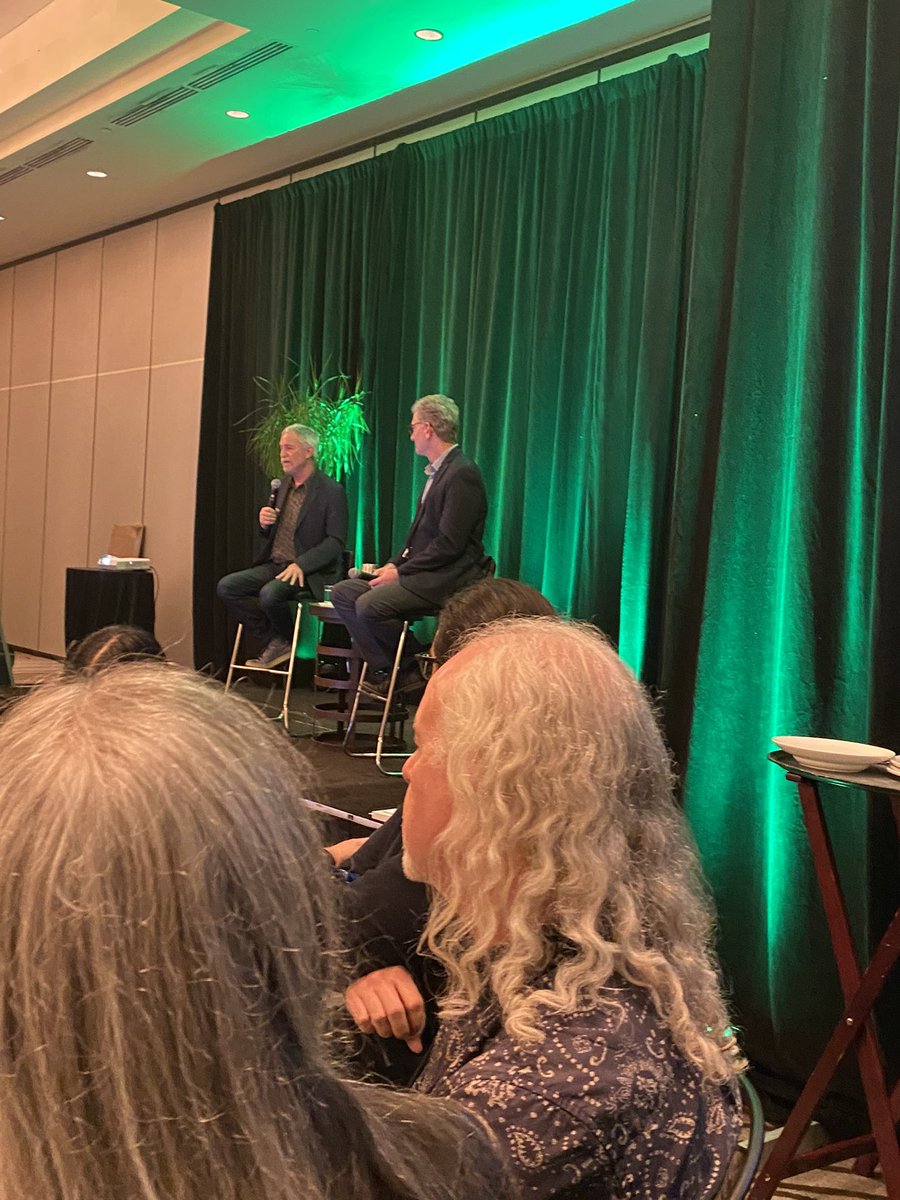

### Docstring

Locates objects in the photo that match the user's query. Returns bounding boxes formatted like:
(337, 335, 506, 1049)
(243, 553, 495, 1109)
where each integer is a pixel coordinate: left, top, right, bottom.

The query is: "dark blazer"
(390, 448, 489, 605)
(254, 469, 348, 600)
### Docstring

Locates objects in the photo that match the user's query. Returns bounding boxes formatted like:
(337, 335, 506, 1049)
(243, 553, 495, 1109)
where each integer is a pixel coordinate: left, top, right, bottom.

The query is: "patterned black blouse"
(416, 978, 741, 1199)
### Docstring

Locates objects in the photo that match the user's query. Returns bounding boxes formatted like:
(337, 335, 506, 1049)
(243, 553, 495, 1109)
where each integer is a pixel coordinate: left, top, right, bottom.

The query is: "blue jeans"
(330, 577, 434, 672)
(216, 562, 311, 641)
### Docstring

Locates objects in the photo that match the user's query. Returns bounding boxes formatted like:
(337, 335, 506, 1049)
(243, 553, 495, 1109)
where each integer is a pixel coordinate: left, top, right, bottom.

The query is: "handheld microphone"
(267, 478, 280, 509)
(348, 565, 377, 581)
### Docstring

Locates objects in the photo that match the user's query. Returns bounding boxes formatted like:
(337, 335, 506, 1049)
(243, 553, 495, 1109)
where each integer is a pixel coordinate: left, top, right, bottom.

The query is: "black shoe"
(360, 662, 425, 701)
(359, 669, 392, 699)
(316, 660, 348, 680)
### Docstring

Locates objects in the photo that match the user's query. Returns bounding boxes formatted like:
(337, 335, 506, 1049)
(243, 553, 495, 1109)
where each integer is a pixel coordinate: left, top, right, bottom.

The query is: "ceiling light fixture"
(414, 28, 443, 41)
(226, 109, 250, 119)
(86, 170, 108, 178)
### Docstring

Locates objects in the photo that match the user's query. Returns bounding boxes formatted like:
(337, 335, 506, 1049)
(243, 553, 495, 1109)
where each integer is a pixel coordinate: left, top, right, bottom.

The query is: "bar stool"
(308, 600, 406, 745)
(343, 620, 424, 776)
(224, 603, 303, 733)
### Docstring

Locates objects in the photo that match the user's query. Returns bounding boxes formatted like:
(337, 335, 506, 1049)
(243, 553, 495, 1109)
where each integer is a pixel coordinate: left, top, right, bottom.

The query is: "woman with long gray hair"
(403, 618, 743, 1198)
(0, 665, 506, 1200)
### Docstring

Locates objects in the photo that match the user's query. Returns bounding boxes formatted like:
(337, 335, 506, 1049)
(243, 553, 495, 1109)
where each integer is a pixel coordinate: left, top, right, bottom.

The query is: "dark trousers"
(330, 577, 435, 672)
(216, 563, 311, 641)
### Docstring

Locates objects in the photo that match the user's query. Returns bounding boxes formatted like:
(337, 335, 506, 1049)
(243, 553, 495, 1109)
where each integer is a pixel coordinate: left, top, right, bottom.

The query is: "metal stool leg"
(223, 606, 303, 734)
(342, 660, 369, 752)
(375, 625, 413, 776)
(224, 623, 244, 693)
(278, 604, 303, 732)
(343, 623, 411, 767)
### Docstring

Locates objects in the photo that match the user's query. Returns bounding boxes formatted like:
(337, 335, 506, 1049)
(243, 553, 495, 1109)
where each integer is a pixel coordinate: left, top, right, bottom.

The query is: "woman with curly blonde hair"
(403, 617, 742, 1199)
(0, 665, 507, 1200)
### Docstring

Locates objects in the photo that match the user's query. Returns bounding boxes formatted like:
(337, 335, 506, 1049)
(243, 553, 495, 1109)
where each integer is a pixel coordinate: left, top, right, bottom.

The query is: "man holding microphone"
(216, 424, 348, 667)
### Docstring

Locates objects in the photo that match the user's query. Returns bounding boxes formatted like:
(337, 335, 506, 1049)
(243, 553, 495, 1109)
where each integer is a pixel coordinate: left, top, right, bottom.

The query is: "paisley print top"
(416, 979, 740, 1199)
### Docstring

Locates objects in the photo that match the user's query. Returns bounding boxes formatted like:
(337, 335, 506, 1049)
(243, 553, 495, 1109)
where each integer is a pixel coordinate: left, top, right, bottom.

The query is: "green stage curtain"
(194, 52, 706, 673)
(673, 0, 900, 1126)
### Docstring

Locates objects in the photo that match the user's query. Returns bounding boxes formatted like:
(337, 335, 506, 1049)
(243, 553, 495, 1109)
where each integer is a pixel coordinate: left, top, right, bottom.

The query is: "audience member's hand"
(276, 563, 305, 587)
(369, 563, 399, 589)
(345, 966, 426, 1053)
(325, 836, 368, 866)
(259, 506, 279, 527)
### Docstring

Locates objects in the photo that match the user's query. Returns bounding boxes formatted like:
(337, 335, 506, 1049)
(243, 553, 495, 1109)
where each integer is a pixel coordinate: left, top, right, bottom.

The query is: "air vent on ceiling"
(24, 136, 93, 169)
(191, 41, 292, 89)
(111, 41, 294, 128)
(0, 136, 93, 187)
(112, 86, 197, 127)
(0, 164, 33, 187)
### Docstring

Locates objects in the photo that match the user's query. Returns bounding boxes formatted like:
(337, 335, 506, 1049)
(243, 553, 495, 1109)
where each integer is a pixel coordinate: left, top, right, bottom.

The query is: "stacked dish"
(772, 736, 895, 775)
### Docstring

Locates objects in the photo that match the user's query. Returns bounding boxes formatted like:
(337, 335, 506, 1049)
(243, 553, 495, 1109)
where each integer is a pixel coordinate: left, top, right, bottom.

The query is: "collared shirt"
(271, 478, 308, 565)
(421, 443, 457, 504)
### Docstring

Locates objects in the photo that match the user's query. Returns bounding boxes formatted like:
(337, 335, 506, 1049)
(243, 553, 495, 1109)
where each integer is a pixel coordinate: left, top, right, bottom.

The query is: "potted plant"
(247, 363, 369, 481)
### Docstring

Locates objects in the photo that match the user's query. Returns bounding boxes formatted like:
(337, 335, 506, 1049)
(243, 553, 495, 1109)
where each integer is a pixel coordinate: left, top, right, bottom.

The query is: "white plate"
(772, 736, 895, 774)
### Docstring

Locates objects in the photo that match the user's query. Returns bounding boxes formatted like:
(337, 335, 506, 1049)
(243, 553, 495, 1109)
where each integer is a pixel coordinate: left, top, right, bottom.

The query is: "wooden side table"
(308, 602, 406, 745)
(749, 753, 900, 1198)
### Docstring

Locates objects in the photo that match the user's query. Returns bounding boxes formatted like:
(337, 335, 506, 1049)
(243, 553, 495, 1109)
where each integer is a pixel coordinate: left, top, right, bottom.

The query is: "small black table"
(64, 567, 156, 649)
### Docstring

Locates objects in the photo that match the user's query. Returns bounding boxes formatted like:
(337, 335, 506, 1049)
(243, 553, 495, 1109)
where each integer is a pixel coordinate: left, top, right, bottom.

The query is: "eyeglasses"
(415, 651, 442, 680)
(408, 420, 428, 434)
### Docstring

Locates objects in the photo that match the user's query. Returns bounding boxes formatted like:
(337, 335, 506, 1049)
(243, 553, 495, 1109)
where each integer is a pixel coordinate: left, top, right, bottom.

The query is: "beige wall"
(0, 204, 214, 664)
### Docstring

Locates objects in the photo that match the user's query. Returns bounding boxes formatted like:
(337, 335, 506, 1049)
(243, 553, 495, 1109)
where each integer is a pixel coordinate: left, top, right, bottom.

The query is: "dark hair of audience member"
(431, 577, 556, 662)
(65, 623, 164, 674)
(0, 665, 506, 1200)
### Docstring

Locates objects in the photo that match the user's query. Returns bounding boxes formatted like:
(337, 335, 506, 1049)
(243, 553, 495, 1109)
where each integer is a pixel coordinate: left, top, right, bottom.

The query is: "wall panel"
(143, 360, 204, 665)
(38, 377, 97, 655)
(10, 257, 55, 386)
(0, 269, 13, 389)
(0, 388, 8, 597)
(151, 205, 214, 366)
(98, 223, 156, 374)
(2, 384, 50, 646)
(89, 368, 149, 565)
(53, 241, 103, 381)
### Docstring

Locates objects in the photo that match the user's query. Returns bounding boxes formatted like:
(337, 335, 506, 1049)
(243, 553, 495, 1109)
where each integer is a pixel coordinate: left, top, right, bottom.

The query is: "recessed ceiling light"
(414, 28, 443, 41)
(226, 109, 250, 119)
(86, 170, 108, 178)
(0, 215, 5, 221)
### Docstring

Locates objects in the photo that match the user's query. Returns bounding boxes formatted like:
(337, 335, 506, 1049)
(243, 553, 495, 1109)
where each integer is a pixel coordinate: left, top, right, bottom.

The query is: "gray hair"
(421, 617, 741, 1084)
(0, 665, 506, 1200)
(412, 395, 459, 442)
(283, 423, 319, 454)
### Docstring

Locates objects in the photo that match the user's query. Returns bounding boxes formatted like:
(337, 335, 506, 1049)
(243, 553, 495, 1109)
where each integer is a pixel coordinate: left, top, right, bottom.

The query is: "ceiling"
(0, 0, 708, 265)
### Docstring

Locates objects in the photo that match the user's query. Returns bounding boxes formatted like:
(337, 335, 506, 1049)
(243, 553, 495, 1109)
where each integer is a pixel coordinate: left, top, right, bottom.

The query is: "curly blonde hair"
(421, 618, 741, 1084)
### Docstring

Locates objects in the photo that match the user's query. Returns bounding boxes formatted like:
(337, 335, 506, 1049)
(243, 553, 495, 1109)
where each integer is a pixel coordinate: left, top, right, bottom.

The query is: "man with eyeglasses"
(331, 393, 490, 696)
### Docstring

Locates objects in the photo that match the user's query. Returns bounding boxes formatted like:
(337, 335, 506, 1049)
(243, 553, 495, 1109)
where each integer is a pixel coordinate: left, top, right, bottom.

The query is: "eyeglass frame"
(415, 650, 442, 680)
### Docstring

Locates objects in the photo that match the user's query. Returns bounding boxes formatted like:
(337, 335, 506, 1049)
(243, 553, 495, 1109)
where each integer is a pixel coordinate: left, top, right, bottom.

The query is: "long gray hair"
(0, 665, 504, 1200)
(422, 618, 741, 1084)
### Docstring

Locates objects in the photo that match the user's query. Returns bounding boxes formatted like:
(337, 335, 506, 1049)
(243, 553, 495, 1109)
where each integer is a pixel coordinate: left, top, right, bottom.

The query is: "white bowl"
(772, 736, 895, 774)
